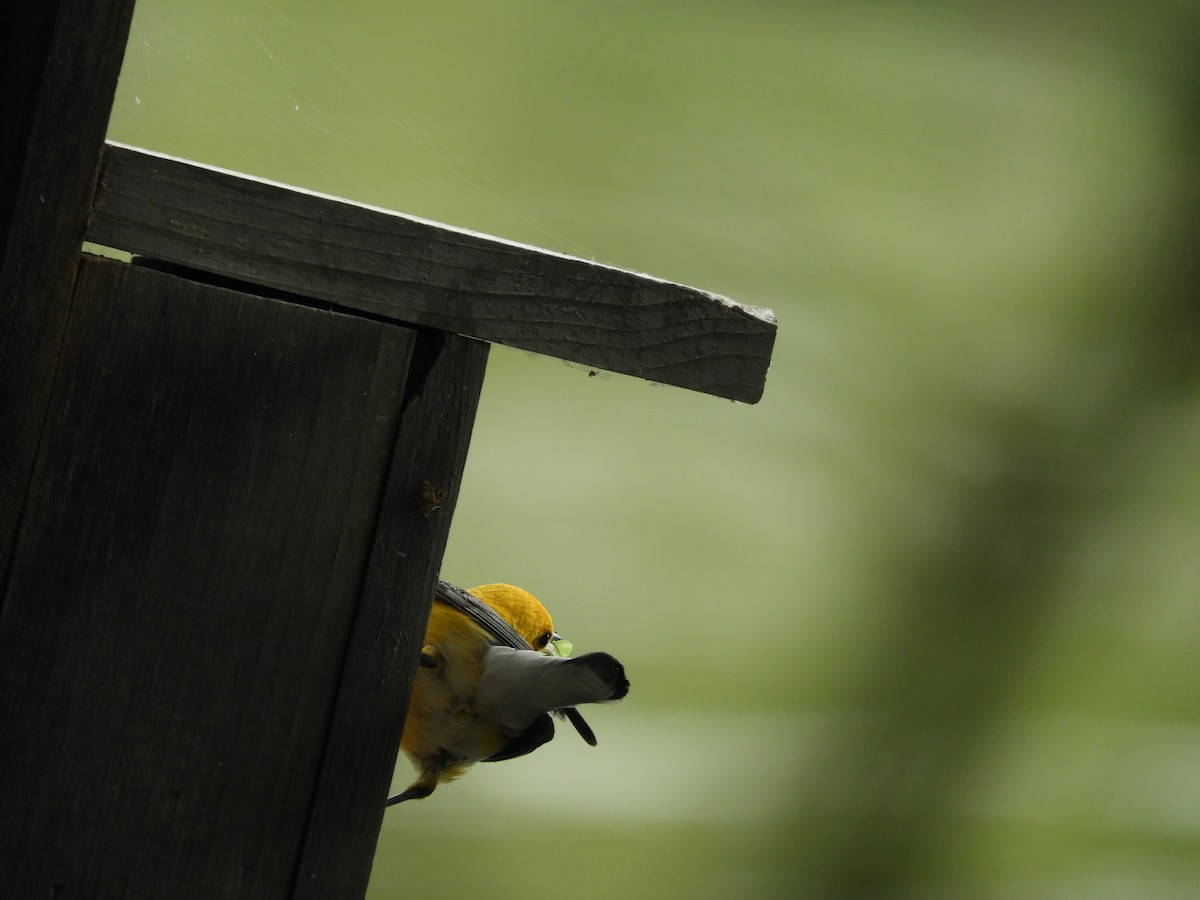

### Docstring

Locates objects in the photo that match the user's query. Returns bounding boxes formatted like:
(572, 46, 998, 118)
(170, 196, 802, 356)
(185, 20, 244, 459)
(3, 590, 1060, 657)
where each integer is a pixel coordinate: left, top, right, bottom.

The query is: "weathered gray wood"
(294, 331, 489, 899)
(0, 0, 137, 585)
(0, 256, 415, 898)
(89, 142, 776, 403)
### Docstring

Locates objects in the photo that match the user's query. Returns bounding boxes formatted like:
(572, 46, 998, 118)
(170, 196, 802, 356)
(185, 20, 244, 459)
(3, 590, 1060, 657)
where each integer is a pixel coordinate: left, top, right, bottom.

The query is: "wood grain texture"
(89, 142, 776, 403)
(0, 0, 137, 587)
(0, 256, 415, 898)
(293, 330, 489, 899)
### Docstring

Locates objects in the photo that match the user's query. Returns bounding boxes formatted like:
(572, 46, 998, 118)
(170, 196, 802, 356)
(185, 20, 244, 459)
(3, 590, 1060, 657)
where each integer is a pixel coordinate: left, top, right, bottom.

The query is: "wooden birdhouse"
(0, 2, 775, 897)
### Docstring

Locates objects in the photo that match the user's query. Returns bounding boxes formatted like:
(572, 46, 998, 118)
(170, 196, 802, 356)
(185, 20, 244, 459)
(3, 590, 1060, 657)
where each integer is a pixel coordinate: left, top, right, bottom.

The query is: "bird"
(388, 580, 629, 805)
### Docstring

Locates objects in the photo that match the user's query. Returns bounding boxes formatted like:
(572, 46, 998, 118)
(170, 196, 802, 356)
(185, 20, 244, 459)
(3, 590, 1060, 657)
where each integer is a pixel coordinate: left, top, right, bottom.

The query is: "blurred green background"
(108, 1, 1200, 897)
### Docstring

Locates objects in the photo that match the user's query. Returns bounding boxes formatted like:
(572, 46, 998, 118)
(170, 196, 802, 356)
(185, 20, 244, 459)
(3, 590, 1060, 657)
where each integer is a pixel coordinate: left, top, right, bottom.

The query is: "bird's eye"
(533, 631, 552, 650)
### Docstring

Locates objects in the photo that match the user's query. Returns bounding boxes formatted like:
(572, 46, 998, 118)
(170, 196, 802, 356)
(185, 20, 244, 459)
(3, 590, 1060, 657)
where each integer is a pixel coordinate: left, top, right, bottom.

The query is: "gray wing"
(434, 580, 531, 650)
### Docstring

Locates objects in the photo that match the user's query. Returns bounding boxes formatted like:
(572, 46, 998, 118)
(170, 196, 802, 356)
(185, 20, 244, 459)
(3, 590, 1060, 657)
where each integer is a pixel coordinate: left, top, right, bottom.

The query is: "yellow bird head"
(468, 583, 556, 651)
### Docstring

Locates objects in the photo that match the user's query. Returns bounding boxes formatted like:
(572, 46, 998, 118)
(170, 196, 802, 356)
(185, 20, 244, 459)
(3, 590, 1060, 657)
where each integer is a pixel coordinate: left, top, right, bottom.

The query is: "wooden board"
(0, 256, 416, 897)
(0, 0, 137, 583)
(294, 330, 489, 899)
(89, 142, 776, 404)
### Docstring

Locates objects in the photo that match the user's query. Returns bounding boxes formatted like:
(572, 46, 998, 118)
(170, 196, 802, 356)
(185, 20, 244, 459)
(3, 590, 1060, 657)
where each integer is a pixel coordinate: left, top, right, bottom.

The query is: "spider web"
(108, 0, 589, 257)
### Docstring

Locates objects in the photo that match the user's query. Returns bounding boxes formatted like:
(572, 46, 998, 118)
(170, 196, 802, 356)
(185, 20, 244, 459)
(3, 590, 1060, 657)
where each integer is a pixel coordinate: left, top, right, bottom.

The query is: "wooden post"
(0, 0, 138, 582)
